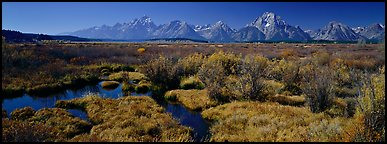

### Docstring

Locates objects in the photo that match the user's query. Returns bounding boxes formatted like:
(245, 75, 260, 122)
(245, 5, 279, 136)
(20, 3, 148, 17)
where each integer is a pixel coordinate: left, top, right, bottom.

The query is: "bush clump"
(301, 64, 335, 113)
(140, 55, 182, 92)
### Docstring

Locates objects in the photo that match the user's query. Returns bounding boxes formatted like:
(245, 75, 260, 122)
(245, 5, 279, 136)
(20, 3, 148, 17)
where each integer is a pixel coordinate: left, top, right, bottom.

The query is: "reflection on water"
(2, 82, 123, 118)
(67, 109, 89, 122)
(2, 81, 211, 142)
(163, 102, 211, 141)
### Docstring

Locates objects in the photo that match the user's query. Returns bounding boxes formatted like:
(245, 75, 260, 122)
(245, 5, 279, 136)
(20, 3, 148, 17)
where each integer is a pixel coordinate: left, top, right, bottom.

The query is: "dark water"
(1, 81, 211, 142)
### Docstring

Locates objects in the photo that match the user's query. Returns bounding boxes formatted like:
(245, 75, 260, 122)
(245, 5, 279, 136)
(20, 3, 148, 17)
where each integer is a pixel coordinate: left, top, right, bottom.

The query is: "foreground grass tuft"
(100, 81, 120, 89)
(201, 101, 358, 142)
(164, 89, 218, 111)
(56, 94, 193, 142)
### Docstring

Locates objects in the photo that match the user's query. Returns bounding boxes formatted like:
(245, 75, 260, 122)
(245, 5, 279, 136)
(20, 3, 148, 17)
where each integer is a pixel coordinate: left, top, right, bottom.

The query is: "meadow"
(2, 39, 385, 142)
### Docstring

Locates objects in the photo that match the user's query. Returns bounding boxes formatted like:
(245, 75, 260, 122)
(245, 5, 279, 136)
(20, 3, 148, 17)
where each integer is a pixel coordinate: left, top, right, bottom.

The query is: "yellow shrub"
(137, 48, 146, 54)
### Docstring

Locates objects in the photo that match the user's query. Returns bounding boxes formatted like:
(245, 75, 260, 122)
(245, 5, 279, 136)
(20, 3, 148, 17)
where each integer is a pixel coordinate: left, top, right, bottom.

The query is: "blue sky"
(2, 2, 385, 35)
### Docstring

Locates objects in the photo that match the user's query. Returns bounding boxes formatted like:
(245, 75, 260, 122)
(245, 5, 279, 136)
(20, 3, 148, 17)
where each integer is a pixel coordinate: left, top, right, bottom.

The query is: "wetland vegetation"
(2, 39, 385, 142)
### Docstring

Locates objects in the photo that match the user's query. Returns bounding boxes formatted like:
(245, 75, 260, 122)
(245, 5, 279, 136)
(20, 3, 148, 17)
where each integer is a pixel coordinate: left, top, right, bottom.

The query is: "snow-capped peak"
(215, 20, 225, 25)
(140, 15, 152, 23)
(378, 23, 385, 29)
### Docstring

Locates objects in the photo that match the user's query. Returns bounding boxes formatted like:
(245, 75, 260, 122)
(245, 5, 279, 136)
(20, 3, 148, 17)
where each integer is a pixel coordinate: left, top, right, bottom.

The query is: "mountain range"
(62, 12, 385, 42)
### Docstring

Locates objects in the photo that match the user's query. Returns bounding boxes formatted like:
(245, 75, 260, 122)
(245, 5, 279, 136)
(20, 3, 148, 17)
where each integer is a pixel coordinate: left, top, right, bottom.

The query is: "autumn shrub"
(263, 80, 284, 97)
(269, 59, 303, 95)
(198, 51, 242, 103)
(330, 58, 358, 98)
(354, 66, 385, 142)
(176, 53, 206, 77)
(311, 51, 331, 66)
(140, 55, 182, 92)
(137, 47, 146, 54)
(279, 49, 298, 60)
(301, 64, 335, 113)
(234, 54, 269, 101)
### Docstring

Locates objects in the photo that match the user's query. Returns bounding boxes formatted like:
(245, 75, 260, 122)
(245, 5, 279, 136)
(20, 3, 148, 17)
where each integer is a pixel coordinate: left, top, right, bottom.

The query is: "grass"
(2, 42, 384, 142)
(3, 107, 92, 142)
(179, 76, 205, 90)
(10, 107, 36, 121)
(135, 80, 152, 93)
(201, 101, 358, 142)
(267, 94, 306, 107)
(100, 81, 120, 89)
(108, 72, 147, 82)
(164, 89, 218, 111)
(29, 108, 93, 139)
(55, 94, 193, 142)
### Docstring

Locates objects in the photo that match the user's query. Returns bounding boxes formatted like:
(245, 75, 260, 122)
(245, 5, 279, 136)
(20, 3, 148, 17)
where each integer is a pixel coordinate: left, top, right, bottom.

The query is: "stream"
(1, 81, 211, 142)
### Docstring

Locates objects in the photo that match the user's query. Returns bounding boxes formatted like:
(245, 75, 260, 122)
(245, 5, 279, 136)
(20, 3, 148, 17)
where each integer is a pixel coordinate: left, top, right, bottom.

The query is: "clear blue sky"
(2, 2, 385, 35)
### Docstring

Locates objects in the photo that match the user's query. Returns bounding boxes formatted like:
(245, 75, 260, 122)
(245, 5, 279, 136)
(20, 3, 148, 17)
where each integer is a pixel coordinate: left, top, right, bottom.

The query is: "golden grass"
(267, 94, 306, 107)
(179, 76, 205, 90)
(10, 107, 35, 121)
(263, 80, 284, 96)
(4, 107, 92, 141)
(100, 81, 120, 89)
(201, 101, 357, 142)
(164, 89, 218, 111)
(29, 108, 92, 139)
(135, 80, 152, 93)
(56, 94, 193, 142)
(108, 72, 147, 82)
